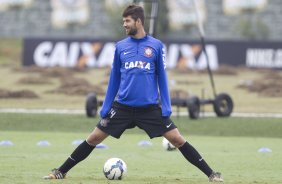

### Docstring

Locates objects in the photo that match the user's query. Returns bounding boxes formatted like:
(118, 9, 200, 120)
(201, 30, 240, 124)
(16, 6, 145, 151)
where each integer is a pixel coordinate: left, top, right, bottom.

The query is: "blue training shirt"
(100, 35, 172, 118)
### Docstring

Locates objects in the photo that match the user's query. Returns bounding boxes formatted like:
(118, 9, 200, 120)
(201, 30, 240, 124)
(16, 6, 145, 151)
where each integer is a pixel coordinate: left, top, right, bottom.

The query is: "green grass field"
(1, 113, 282, 184)
(1, 39, 282, 184)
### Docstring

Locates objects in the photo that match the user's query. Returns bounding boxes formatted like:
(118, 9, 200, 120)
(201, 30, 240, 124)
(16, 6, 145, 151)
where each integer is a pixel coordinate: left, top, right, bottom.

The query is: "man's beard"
(127, 27, 138, 36)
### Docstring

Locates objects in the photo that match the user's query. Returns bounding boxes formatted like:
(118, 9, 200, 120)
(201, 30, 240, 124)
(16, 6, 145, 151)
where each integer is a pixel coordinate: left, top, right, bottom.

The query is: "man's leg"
(163, 128, 223, 182)
(43, 127, 108, 179)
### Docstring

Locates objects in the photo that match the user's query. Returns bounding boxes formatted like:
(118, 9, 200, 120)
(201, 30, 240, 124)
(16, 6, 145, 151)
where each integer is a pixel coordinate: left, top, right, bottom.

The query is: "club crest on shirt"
(144, 47, 153, 57)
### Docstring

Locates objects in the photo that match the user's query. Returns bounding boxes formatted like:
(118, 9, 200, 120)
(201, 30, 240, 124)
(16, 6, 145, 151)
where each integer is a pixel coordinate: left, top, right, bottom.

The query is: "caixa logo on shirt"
(124, 61, 150, 70)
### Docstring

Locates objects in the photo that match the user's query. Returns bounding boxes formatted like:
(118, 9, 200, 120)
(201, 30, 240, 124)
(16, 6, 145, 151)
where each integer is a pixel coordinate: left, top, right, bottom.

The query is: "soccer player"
(43, 4, 223, 182)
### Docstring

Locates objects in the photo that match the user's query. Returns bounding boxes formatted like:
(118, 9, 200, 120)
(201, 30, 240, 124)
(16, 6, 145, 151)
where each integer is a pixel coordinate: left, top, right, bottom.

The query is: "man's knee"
(164, 129, 186, 148)
(169, 135, 185, 148)
(86, 128, 108, 146)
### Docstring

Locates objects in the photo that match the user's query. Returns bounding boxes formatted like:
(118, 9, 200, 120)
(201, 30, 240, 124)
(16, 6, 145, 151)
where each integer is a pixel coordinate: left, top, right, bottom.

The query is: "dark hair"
(122, 4, 145, 25)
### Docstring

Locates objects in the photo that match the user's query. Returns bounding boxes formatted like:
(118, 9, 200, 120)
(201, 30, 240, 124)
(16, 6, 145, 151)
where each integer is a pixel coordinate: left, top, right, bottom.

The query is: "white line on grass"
(0, 108, 84, 114)
(1, 108, 282, 118)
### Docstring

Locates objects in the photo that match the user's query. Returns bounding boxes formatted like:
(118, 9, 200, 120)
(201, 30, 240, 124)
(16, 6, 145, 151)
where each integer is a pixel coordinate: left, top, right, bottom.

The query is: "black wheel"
(86, 92, 98, 117)
(187, 96, 200, 119)
(213, 93, 233, 117)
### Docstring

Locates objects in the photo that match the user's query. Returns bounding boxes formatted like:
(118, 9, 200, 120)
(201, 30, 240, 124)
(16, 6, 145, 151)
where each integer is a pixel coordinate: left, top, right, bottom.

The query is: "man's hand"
(99, 118, 110, 127)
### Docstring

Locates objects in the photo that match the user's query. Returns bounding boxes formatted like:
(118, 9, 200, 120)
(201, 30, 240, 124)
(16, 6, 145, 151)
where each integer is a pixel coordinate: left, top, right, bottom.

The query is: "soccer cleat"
(43, 168, 66, 179)
(209, 172, 224, 182)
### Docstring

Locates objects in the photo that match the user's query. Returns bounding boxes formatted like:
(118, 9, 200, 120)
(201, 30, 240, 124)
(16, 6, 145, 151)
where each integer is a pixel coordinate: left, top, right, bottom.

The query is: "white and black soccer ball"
(162, 138, 176, 151)
(103, 158, 127, 180)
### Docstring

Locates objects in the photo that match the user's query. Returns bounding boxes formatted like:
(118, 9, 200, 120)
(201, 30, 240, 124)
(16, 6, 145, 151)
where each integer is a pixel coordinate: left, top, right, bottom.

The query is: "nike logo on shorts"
(166, 123, 173, 128)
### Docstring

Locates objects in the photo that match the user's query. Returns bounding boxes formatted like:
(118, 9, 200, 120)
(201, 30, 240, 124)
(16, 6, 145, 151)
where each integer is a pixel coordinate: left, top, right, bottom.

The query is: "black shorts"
(97, 102, 177, 139)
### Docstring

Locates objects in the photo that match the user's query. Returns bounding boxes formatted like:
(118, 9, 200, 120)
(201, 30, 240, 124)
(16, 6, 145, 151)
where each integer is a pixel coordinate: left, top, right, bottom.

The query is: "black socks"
(58, 140, 213, 177)
(59, 140, 95, 174)
(178, 141, 213, 177)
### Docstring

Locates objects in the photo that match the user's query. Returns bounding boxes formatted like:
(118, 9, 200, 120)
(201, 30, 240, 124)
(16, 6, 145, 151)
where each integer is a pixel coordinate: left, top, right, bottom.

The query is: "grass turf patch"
(1, 113, 282, 183)
(0, 131, 281, 184)
(1, 113, 282, 138)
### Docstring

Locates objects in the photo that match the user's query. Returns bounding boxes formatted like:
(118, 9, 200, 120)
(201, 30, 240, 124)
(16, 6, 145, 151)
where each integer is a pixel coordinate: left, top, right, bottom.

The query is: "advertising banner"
(22, 38, 282, 69)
